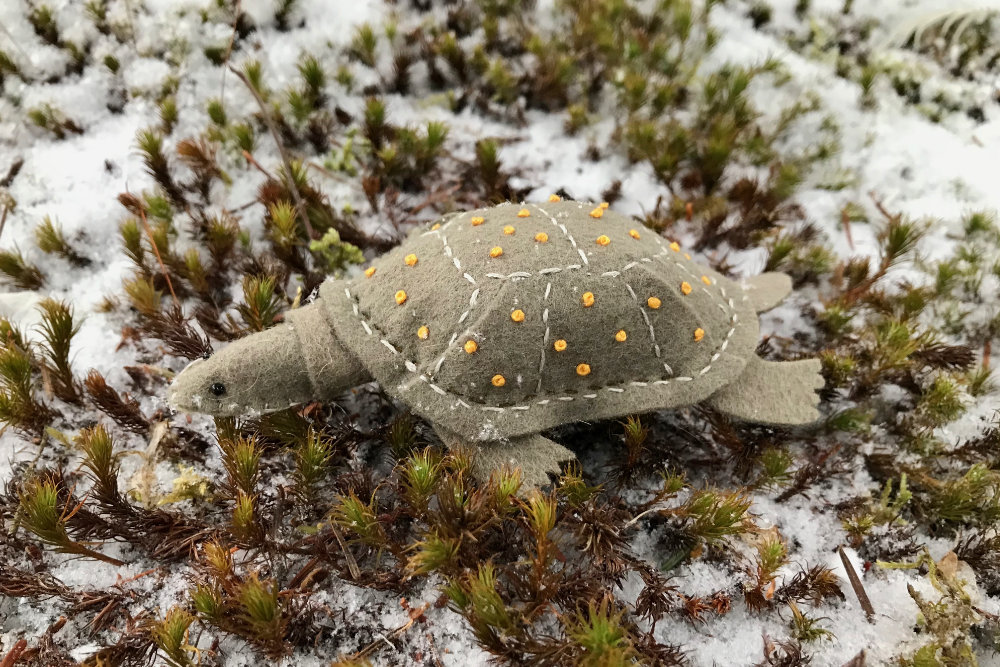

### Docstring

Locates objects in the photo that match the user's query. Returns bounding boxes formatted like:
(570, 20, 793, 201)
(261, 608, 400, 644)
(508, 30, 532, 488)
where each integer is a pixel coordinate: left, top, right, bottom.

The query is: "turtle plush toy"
(169, 199, 823, 487)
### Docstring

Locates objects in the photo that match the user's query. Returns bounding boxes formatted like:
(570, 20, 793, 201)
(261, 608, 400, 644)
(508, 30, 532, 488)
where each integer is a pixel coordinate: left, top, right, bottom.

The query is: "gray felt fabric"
(324, 200, 763, 441)
(435, 426, 575, 490)
(168, 318, 316, 416)
(286, 302, 370, 397)
(741, 272, 793, 313)
(171, 199, 822, 441)
(704, 356, 824, 425)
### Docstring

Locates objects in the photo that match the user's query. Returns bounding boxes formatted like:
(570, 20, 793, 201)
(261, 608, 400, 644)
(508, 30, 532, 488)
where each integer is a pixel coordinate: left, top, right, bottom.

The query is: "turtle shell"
(324, 200, 760, 441)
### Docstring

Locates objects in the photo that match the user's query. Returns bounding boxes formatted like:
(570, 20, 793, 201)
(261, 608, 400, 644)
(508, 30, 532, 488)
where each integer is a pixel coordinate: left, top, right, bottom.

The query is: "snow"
(4, 0, 1000, 664)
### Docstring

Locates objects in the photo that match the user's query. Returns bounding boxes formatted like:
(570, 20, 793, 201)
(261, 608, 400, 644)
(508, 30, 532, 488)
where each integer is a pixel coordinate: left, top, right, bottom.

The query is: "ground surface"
(3, 0, 1000, 665)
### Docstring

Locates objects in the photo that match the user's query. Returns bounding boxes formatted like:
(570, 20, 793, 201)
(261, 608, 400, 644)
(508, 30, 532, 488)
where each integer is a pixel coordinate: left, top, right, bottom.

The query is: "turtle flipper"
(704, 356, 823, 425)
(742, 272, 793, 313)
(434, 427, 575, 490)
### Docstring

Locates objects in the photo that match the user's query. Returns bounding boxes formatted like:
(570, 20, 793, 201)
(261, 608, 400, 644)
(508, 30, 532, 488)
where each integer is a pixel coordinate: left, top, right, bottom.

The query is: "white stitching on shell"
(342, 287, 737, 413)
(431, 285, 482, 378)
(535, 203, 588, 266)
(625, 279, 669, 374)
(487, 271, 532, 280)
(537, 280, 552, 393)
(488, 254, 664, 280)
(346, 206, 745, 412)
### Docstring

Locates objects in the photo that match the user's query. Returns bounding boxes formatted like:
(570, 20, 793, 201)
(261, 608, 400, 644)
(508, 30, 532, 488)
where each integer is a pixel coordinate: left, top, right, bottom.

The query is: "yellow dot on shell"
(629, 229, 640, 240)
(694, 328, 705, 342)
(464, 340, 478, 354)
(589, 207, 604, 219)
(615, 329, 627, 342)
(431, 223, 441, 230)
(364, 267, 377, 278)
(517, 208, 531, 218)
(554, 339, 567, 352)
(582, 292, 595, 307)
(680, 281, 692, 295)
(503, 225, 515, 235)
(491, 374, 506, 387)
(600, 202, 609, 209)
(489, 246, 504, 258)
(549, 194, 561, 202)
(535, 232, 549, 243)
(510, 309, 525, 322)
(417, 326, 429, 340)
(684, 253, 692, 260)
(596, 235, 611, 246)
(647, 296, 661, 309)
(701, 275, 712, 286)
(576, 363, 591, 376)
(404, 253, 418, 266)
(395, 290, 407, 305)
(471, 216, 485, 226)
(670, 242, 681, 252)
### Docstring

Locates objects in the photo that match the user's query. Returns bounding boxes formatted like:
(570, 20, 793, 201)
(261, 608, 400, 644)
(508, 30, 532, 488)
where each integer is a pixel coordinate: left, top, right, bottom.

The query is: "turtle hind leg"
(434, 427, 575, 491)
(703, 356, 824, 425)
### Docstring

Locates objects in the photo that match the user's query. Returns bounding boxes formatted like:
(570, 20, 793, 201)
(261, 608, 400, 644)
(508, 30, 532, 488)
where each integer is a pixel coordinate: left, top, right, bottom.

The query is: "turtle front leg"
(703, 356, 824, 425)
(433, 427, 575, 490)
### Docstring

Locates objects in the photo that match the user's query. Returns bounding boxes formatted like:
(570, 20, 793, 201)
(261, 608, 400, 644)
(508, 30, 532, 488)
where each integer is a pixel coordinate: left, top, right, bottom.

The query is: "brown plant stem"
(229, 65, 316, 240)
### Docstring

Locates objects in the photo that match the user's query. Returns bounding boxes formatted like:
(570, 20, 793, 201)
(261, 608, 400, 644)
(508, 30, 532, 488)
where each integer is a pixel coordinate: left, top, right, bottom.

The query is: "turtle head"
(168, 322, 314, 417)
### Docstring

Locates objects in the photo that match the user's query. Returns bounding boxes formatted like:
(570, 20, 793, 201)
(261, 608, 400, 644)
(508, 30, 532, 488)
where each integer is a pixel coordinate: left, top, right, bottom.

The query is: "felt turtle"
(169, 199, 824, 487)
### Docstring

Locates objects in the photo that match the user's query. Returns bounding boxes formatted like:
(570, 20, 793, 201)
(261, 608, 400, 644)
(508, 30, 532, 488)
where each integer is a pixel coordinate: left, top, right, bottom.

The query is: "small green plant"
(150, 607, 198, 667)
(35, 298, 82, 402)
(27, 104, 82, 140)
(0, 344, 52, 435)
(231, 491, 261, 543)
(17, 476, 125, 566)
(788, 601, 833, 643)
(219, 433, 261, 498)
(406, 533, 460, 576)
(236, 574, 285, 645)
(332, 491, 385, 549)
(566, 597, 638, 666)
(294, 428, 336, 500)
(842, 475, 911, 546)
(445, 563, 517, 649)
(400, 447, 441, 513)
(159, 96, 179, 133)
(308, 228, 364, 274)
(0, 247, 45, 289)
(385, 412, 418, 459)
(884, 550, 986, 665)
(78, 424, 124, 507)
(923, 464, 1000, 527)
(236, 275, 282, 332)
(34, 217, 89, 266)
(672, 488, 754, 545)
(349, 24, 378, 67)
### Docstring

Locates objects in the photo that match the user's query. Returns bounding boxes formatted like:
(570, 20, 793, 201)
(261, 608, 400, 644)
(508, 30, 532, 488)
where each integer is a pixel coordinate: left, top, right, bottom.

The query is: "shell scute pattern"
(350, 200, 740, 397)
(327, 200, 759, 440)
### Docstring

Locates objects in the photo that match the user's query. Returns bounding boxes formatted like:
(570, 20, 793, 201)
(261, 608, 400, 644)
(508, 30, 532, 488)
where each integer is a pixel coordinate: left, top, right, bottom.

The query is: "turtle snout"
(168, 357, 212, 413)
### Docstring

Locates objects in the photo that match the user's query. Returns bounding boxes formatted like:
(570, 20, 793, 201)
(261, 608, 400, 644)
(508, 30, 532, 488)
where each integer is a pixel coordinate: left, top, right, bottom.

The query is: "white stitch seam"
(537, 281, 552, 393)
(535, 203, 588, 265)
(343, 218, 744, 412)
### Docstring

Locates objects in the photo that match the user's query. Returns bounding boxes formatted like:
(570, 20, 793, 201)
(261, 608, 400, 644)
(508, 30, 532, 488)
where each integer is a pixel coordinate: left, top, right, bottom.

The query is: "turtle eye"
(209, 382, 226, 397)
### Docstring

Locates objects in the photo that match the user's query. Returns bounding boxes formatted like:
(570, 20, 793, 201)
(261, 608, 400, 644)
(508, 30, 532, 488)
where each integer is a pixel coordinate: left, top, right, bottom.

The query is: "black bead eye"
(201, 351, 211, 360)
(209, 382, 226, 397)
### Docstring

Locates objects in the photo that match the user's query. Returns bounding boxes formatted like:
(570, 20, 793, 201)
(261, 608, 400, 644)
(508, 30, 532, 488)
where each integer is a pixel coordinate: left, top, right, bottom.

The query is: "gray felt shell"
(323, 200, 760, 441)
